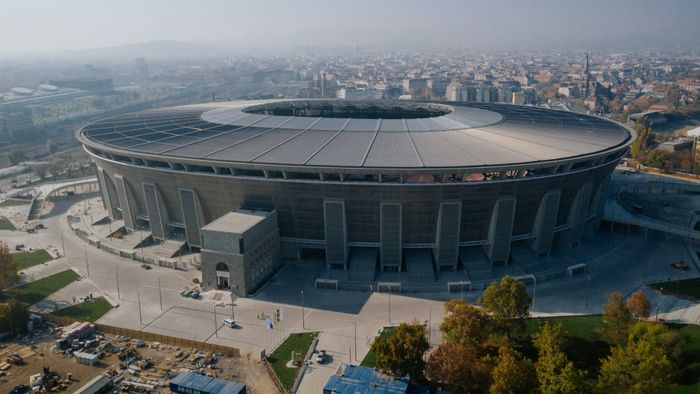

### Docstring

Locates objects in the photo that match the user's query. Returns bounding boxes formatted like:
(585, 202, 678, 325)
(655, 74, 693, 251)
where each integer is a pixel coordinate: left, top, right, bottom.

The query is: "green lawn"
(650, 278, 700, 302)
(524, 315, 606, 340)
(361, 326, 397, 368)
(522, 316, 700, 393)
(8, 269, 79, 305)
(14, 249, 54, 270)
(0, 217, 16, 231)
(0, 199, 31, 207)
(51, 296, 112, 322)
(268, 332, 319, 390)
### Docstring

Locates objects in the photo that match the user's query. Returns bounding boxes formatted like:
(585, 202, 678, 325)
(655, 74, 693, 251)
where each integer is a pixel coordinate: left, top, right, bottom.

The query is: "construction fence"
(41, 314, 240, 358)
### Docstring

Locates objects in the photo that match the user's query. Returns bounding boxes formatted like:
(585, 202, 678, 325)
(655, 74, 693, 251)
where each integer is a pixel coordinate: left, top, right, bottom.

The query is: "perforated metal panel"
(114, 174, 135, 230)
(380, 203, 402, 270)
(486, 197, 516, 263)
(568, 182, 593, 244)
(323, 200, 347, 269)
(435, 201, 462, 268)
(96, 167, 111, 215)
(143, 183, 166, 240)
(179, 189, 202, 248)
(531, 190, 561, 254)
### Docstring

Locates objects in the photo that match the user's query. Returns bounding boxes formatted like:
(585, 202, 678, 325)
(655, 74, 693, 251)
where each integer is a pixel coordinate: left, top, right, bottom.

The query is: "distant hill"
(55, 40, 226, 59)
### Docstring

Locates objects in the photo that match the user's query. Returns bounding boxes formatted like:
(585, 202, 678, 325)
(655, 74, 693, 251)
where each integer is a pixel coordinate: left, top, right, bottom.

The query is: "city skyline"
(1, 0, 700, 55)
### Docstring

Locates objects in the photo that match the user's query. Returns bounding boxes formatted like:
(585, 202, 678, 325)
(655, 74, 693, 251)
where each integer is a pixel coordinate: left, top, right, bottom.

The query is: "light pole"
(428, 308, 432, 345)
(388, 290, 392, 324)
(60, 232, 65, 258)
(83, 246, 90, 277)
(137, 290, 143, 325)
(354, 321, 357, 361)
(158, 277, 163, 310)
(528, 275, 536, 313)
(213, 305, 218, 338)
(116, 267, 120, 300)
(301, 290, 305, 329)
(138, 228, 144, 254)
(585, 274, 591, 312)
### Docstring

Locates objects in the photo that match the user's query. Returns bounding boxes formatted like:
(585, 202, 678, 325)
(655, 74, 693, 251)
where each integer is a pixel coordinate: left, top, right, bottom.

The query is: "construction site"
(0, 318, 277, 393)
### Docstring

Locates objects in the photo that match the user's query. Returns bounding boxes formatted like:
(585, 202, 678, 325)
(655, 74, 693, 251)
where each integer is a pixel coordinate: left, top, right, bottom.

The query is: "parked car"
(10, 384, 29, 394)
(671, 261, 689, 271)
(315, 350, 327, 364)
(223, 318, 236, 328)
(141, 264, 152, 270)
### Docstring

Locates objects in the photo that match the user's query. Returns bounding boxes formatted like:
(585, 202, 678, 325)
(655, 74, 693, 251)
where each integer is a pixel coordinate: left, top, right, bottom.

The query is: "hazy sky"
(1, 0, 699, 54)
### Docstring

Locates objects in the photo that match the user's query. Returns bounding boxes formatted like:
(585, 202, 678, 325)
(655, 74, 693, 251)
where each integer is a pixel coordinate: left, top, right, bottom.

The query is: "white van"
(223, 318, 236, 328)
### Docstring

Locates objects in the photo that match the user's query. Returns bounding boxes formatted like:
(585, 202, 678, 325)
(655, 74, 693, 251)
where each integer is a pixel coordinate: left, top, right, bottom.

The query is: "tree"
(533, 323, 588, 394)
(439, 298, 491, 346)
(626, 292, 651, 320)
(425, 341, 492, 392)
(600, 292, 632, 344)
(0, 243, 18, 292)
(32, 164, 49, 179)
(372, 322, 430, 382)
(642, 149, 672, 169)
(480, 276, 531, 337)
(7, 150, 27, 165)
(630, 121, 651, 159)
(597, 323, 676, 394)
(0, 300, 29, 335)
(45, 139, 58, 155)
(490, 345, 537, 394)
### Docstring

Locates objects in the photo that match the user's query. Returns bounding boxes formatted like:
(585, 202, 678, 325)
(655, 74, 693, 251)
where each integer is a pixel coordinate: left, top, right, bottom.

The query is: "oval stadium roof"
(80, 99, 633, 169)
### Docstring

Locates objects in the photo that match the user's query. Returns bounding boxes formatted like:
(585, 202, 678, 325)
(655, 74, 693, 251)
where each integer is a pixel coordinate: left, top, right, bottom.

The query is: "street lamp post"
(528, 275, 536, 313)
(585, 274, 591, 312)
(388, 290, 392, 324)
(83, 246, 90, 277)
(354, 321, 357, 361)
(158, 277, 163, 310)
(137, 290, 143, 325)
(301, 290, 305, 329)
(428, 308, 432, 345)
(213, 305, 218, 338)
(60, 232, 65, 258)
(116, 267, 120, 300)
(656, 287, 663, 321)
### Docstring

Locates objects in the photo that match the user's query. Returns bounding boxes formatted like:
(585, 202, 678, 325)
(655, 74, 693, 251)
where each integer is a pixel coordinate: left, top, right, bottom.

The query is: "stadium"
(78, 100, 634, 296)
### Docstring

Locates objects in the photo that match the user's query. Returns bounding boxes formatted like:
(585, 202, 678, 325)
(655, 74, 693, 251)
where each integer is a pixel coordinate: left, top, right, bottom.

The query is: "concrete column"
(434, 201, 462, 270)
(324, 199, 348, 269)
(566, 182, 593, 247)
(587, 175, 610, 237)
(485, 197, 516, 265)
(114, 174, 137, 231)
(96, 167, 112, 217)
(179, 188, 204, 249)
(530, 190, 561, 255)
(143, 182, 170, 241)
(380, 202, 402, 272)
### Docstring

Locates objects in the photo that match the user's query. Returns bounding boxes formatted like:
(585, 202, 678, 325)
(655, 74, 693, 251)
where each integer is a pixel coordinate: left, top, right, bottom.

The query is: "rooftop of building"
(170, 371, 245, 394)
(323, 364, 410, 394)
(201, 209, 271, 234)
(79, 99, 633, 170)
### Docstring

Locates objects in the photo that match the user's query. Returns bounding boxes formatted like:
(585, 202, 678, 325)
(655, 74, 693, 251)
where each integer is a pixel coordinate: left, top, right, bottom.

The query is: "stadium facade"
(78, 100, 634, 296)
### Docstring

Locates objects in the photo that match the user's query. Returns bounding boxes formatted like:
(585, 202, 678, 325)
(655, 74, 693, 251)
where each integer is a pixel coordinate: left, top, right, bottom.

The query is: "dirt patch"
(0, 340, 120, 392)
(0, 336, 279, 394)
